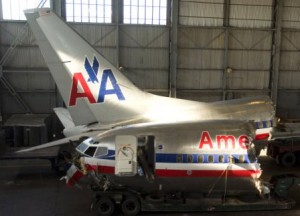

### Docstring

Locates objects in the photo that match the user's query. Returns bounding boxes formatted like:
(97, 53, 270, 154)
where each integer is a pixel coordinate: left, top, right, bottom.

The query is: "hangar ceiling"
(0, 0, 300, 122)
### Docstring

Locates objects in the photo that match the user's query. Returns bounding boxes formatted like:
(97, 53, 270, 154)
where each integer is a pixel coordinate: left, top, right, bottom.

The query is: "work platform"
(0, 146, 61, 170)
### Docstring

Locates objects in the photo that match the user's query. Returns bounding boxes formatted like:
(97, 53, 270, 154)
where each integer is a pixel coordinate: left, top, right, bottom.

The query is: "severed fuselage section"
(63, 120, 266, 196)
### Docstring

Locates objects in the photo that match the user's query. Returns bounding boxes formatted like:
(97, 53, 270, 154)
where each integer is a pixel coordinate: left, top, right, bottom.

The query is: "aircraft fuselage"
(67, 121, 262, 194)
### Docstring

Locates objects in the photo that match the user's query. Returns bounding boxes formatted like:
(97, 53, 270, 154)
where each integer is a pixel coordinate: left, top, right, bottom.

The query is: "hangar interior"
(0, 0, 300, 146)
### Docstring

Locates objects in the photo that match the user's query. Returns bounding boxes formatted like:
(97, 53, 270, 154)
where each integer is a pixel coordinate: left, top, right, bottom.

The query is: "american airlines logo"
(199, 131, 250, 150)
(69, 56, 125, 106)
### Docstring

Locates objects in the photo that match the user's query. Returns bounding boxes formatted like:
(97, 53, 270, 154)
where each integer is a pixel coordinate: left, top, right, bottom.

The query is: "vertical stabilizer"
(25, 9, 147, 126)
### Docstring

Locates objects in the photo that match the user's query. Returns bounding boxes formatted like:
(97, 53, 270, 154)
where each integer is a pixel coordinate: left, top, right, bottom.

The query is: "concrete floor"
(0, 156, 299, 216)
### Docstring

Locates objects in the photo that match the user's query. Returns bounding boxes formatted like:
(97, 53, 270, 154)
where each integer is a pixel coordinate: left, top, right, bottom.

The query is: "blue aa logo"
(69, 56, 125, 106)
(84, 56, 99, 83)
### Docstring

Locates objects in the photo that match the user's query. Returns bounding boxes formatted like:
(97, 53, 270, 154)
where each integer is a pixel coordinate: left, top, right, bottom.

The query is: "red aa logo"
(69, 56, 125, 106)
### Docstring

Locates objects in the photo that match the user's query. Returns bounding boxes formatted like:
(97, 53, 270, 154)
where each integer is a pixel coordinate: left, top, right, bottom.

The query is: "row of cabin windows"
(81, 145, 248, 164)
(176, 154, 247, 164)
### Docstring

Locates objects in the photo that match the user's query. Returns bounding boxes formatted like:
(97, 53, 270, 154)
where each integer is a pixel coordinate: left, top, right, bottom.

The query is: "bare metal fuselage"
(69, 121, 261, 194)
(23, 9, 274, 196)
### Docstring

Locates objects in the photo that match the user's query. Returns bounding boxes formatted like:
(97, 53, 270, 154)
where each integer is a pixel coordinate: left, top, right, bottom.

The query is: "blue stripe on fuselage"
(254, 119, 273, 129)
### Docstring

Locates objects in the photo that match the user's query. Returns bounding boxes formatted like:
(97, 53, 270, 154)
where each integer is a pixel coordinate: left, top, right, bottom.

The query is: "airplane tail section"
(25, 9, 147, 126)
(24, 8, 275, 128)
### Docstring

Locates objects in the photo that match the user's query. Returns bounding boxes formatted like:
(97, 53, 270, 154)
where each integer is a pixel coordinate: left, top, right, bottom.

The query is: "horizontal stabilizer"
(17, 131, 99, 153)
(53, 107, 75, 129)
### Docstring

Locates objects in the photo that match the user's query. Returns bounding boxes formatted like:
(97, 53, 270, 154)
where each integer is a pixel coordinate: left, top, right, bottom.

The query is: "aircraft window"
(198, 155, 204, 163)
(218, 155, 224, 163)
(208, 155, 214, 163)
(76, 143, 89, 153)
(187, 155, 193, 163)
(229, 155, 235, 164)
(85, 146, 97, 157)
(239, 155, 245, 163)
(94, 146, 108, 157)
(177, 154, 183, 163)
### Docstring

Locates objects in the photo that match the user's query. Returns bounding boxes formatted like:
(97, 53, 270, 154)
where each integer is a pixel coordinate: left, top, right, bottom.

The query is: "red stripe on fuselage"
(88, 164, 115, 174)
(84, 164, 260, 178)
(255, 133, 270, 140)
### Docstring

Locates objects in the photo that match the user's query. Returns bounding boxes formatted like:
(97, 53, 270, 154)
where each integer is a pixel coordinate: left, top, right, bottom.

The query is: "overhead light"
(226, 67, 232, 73)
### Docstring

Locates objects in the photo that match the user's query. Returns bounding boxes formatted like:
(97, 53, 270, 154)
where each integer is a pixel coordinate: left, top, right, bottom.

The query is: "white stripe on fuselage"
(155, 162, 260, 171)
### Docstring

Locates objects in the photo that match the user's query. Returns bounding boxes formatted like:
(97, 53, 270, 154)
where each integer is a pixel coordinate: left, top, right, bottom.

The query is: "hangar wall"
(0, 0, 300, 123)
